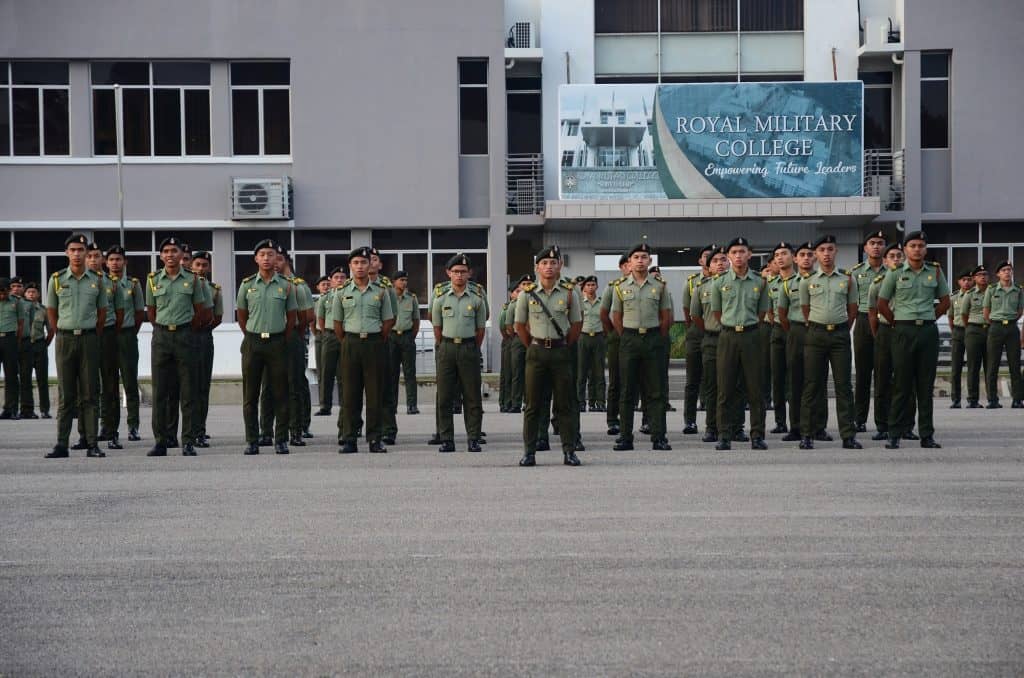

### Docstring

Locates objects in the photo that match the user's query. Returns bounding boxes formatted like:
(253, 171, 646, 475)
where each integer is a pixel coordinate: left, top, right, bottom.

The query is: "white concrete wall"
(804, 0, 861, 81)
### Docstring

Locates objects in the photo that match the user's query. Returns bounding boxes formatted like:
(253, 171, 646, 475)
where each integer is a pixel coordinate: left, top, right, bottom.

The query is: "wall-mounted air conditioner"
(509, 22, 536, 49)
(231, 177, 293, 220)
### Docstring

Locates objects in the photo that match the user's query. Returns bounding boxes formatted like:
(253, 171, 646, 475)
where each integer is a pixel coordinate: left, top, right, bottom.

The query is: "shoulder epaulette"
(851, 261, 865, 270)
(560, 280, 574, 291)
(411, 292, 417, 299)
(131, 277, 139, 284)
(434, 283, 445, 298)
(687, 272, 699, 280)
(873, 274, 886, 284)
(292, 277, 304, 284)
(242, 273, 257, 283)
(521, 282, 536, 292)
(213, 283, 221, 291)
(378, 276, 392, 288)
(653, 273, 666, 284)
(839, 268, 849, 276)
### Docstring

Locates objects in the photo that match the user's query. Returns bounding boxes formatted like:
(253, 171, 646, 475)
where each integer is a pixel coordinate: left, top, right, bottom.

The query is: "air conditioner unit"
(231, 177, 293, 220)
(510, 21, 536, 49)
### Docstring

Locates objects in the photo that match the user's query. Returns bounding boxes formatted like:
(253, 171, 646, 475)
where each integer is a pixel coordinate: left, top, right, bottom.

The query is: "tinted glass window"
(921, 80, 948, 149)
(184, 89, 211, 155)
(230, 62, 290, 86)
(232, 89, 260, 154)
(42, 89, 70, 155)
(597, 0, 659, 33)
(262, 89, 290, 154)
(12, 61, 69, 85)
(0, 90, 8, 155)
(458, 60, 488, 85)
(12, 89, 40, 155)
(91, 61, 150, 85)
(16, 231, 69, 251)
(864, 87, 892, 150)
(459, 87, 488, 154)
(294, 230, 352, 250)
(152, 62, 210, 86)
(153, 88, 182, 156)
(431, 229, 488, 249)
(92, 89, 117, 155)
(371, 229, 428, 249)
(921, 53, 949, 79)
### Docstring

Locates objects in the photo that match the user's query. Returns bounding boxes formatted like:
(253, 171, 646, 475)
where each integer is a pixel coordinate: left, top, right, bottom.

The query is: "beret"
(517, 273, 535, 285)
(274, 242, 288, 256)
(902, 230, 927, 245)
(392, 270, 408, 280)
(159, 236, 184, 251)
(972, 265, 988, 276)
(795, 241, 815, 254)
(253, 238, 278, 255)
(956, 268, 973, 279)
(329, 266, 346, 277)
(884, 242, 903, 256)
(626, 242, 651, 257)
(315, 275, 329, 285)
(180, 242, 191, 254)
(698, 243, 717, 258)
(812, 234, 837, 249)
(726, 236, 751, 251)
(86, 241, 101, 252)
(863, 229, 887, 246)
(713, 246, 728, 256)
(25, 281, 39, 290)
(446, 253, 471, 269)
(9, 276, 23, 285)
(583, 275, 598, 284)
(994, 260, 1013, 273)
(535, 245, 561, 262)
(105, 244, 126, 257)
(573, 275, 586, 284)
(191, 250, 211, 261)
(368, 247, 381, 258)
(349, 246, 372, 260)
(618, 253, 630, 266)
(771, 241, 794, 256)
(648, 266, 661, 275)
(65, 233, 89, 248)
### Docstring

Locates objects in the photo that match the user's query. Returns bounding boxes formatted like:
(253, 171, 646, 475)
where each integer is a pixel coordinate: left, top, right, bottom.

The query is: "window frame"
(920, 51, 950, 151)
(861, 71, 894, 151)
(458, 58, 489, 157)
(229, 61, 292, 157)
(1, 61, 71, 157)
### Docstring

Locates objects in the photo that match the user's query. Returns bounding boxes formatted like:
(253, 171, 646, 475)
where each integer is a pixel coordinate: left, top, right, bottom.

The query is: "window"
(0, 61, 70, 156)
(92, 61, 211, 156)
(660, 0, 736, 32)
(565, 120, 580, 136)
(459, 59, 488, 155)
(598, 147, 627, 167)
(600, 110, 626, 124)
(921, 52, 949, 150)
(230, 61, 291, 156)
(595, 0, 659, 33)
(861, 71, 894, 150)
(739, 0, 803, 31)
(561, 150, 575, 167)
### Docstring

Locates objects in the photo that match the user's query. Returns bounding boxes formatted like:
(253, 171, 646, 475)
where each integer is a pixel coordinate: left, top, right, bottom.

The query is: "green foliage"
(669, 322, 687, 359)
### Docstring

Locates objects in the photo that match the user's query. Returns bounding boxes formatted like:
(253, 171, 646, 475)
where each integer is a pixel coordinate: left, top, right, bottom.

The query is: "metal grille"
(506, 154, 544, 215)
(512, 21, 534, 48)
(863, 149, 904, 211)
(231, 177, 293, 220)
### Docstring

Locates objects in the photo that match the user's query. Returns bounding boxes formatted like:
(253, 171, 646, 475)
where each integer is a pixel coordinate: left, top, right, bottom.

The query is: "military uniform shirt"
(682, 273, 701, 319)
(30, 301, 47, 340)
(211, 283, 224, 317)
(236, 273, 297, 334)
(851, 261, 884, 310)
(868, 275, 890, 325)
(333, 280, 394, 334)
(983, 283, 1024, 321)
(113, 276, 145, 329)
(581, 296, 603, 334)
(948, 289, 968, 328)
(394, 292, 419, 332)
(799, 269, 858, 325)
(776, 273, 808, 315)
(146, 269, 203, 326)
(610, 275, 671, 329)
(710, 268, 770, 327)
(12, 297, 32, 338)
(691, 277, 722, 332)
(316, 290, 336, 325)
(600, 283, 617, 314)
(961, 287, 989, 325)
(432, 287, 486, 338)
(768, 274, 795, 324)
(878, 262, 949, 321)
(195, 277, 214, 310)
(514, 282, 581, 340)
(0, 296, 25, 333)
(99, 273, 120, 327)
(45, 268, 107, 330)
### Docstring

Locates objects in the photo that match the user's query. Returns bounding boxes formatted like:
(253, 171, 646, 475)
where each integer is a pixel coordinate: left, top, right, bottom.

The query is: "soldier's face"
(904, 239, 927, 263)
(255, 247, 276, 272)
(727, 246, 751, 269)
(583, 281, 597, 295)
(997, 266, 1013, 284)
(161, 246, 183, 268)
(629, 251, 651, 274)
(317, 280, 329, 294)
(535, 257, 559, 280)
(10, 282, 23, 296)
(0, 288, 7, 301)
(349, 256, 370, 278)
(66, 243, 86, 267)
(180, 254, 192, 269)
(191, 258, 210, 277)
(273, 254, 285, 272)
(815, 243, 836, 269)
(369, 255, 382, 274)
(973, 272, 988, 287)
(864, 237, 886, 259)
(958, 276, 973, 291)
(447, 266, 470, 285)
(394, 278, 407, 293)
(331, 272, 345, 287)
(698, 252, 709, 269)
(709, 253, 728, 275)
(795, 250, 815, 270)
(885, 250, 904, 269)
(106, 254, 125, 276)
(25, 288, 39, 302)
(86, 251, 104, 271)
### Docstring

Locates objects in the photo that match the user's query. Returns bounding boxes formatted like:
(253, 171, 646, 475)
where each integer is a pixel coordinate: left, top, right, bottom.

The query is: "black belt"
(57, 328, 95, 336)
(722, 324, 759, 333)
(345, 332, 381, 340)
(967, 322, 988, 328)
(584, 331, 604, 337)
(442, 336, 476, 344)
(808, 321, 849, 332)
(530, 338, 567, 348)
(893, 319, 934, 326)
(622, 327, 660, 335)
(857, 312, 869, 316)
(154, 323, 191, 332)
(394, 329, 413, 335)
(993, 319, 1017, 326)
(246, 331, 284, 340)
(703, 330, 720, 337)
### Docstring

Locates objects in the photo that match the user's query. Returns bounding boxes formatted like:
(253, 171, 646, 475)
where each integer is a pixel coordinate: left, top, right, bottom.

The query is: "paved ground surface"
(2, 400, 1023, 676)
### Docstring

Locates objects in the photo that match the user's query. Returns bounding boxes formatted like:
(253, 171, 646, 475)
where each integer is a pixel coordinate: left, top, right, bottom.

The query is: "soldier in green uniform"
(190, 250, 223, 445)
(796, 235, 860, 449)
(711, 237, 770, 451)
(391, 270, 420, 415)
(850, 230, 886, 432)
(281, 248, 315, 444)
(947, 269, 975, 408)
(868, 243, 915, 440)
(43, 233, 108, 458)
(498, 285, 515, 412)
(334, 246, 394, 453)
(23, 282, 52, 418)
(649, 265, 674, 417)
(238, 238, 298, 455)
(690, 245, 730, 442)
(145, 236, 205, 457)
(315, 267, 346, 417)
(877, 231, 950, 448)
(431, 254, 486, 452)
(366, 248, 401, 445)
(105, 245, 145, 445)
(767, 242, 796, 433)
(84, 242, 123, 445)
(0, 278, 26, 421)
(681, 245, 714, 434)
(506, 276, 530, 413)
(576, 275, 606, 412)
(601, 254, 631, 437)
(759, 263, 777, 411)
(514, 245, 581, 467)
(983, 261, 1023, 408)
(961, 265, 991, 408)
(313, 274, 330, 406)
(610, 242, 673, 451)
(9, 277, 33, 419)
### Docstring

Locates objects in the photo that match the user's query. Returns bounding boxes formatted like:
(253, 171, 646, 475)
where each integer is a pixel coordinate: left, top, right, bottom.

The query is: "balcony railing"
(863, 149, 905, 211)
(506, 153, 544, 215)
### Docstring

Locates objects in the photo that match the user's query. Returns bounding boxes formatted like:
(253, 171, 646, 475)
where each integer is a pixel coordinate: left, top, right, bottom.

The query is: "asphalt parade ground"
(2, 401, 1023, 676)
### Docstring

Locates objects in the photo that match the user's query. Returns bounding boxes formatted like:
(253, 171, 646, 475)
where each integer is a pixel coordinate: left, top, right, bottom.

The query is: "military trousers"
(605, 334, 622, 426)
(194, 329, 214, 437)
(949, 326, 966, 402)
(786, 324, 827, 437)
(390, 330, 418, 409)
(577, 332, 607, 407)
(243, 332, 288, 444)
(716, 326, 766, 441)
(0, 334, 19, 413)
(801, 324, 856, 440)
(300, 331, 312, 431)
(769, 324, 789, 428)
(99, 328, 121, 434)
(114, 330, 141, 431)
(889, 322, 939, 438)
(852, 313, 874, 425)
(380, 335, 398, 438)
(340, 333, 384, 443)
(436, 339, 483, 441)
(499, 335, 512, 410)
(986, 322, 1022, 402)
(314, 332, 324, 389)
(522, 342, 576, 454)
(618, 330, 667, 442)
(55, 330, 99, 448)
(152, 326, 198, 446)
(287, 331, 306, 436)
(683, 326, 703, 425)
(760, 321, 773, 407)
(319, 332, 341, 410)
(17, 339, 33, 415)
(508, 337, 526, 410)
(964, 324, 989, 402)
(29, 338, 50, 415)
(873, 324, 915, 434)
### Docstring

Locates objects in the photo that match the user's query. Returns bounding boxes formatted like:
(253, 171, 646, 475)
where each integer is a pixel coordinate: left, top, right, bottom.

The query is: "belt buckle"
(915, 320, 924, 326)
(1003, 320, 1010, 325)
(544, 338, 552, 348)
(395, 330, 403, 335)
(167, 324, 177, 331)
(735, 325, 744, 333)
(260, 332, 270, 339)
(0, 333, 5, 337)
(359, 332, 368, 339)
(73, 329, 83, 336)
(638, 327, 647, 335)
(453, 337, 463, 344)
(588, 331, 596, 337)
(826, 324, 835, 331)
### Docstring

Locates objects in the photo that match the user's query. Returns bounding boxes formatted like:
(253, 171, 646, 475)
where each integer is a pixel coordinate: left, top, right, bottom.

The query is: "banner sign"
(558, 82, 863, 200)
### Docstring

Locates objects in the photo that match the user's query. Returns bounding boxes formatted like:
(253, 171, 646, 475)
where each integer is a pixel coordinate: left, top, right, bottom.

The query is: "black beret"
(994, 260, 1013, 273)
(86, 241, 101, 252)
(698, 243, 717, 258)
(368, 247, 381, 258)
(192, 250, 211, 261)
(9, 276, 23, 285)
(714, 246, 728, 256)
(446, 253, 471, 269)
(274, 242, 288, 257)
(315, 275, 329, 285)
(812, 234, 837, 249)
(648, 266, 661, 275)
(903, 230, 927, 245)
(618, 253, 630, 266)
(105, 244, 126, 257)
(771, 241, 794, 256)
(795, 241, 815, 254)
(159, 236, 184, 251)
(884, 242, 903, 256)
(25, 281, 39, 291)
(725, 236, 751, 252)
(393, 270, 408, 280)
(329, 266, 346, 277)
(180, 242, 191, 254)
(626, 242, 651, 257)
(957, 268, 974, 279)
(253, 238, 278, 255)
(972, 265, 988, 276)
(535, 245, 561, 262)
(65, 233, 89, 248)
(583, 275, 598, 284)
(863, 229, 887, 246)
(349, 246, 372, 261)
(574, 275, 586, 284)
(508, 282, 519, 292)
(0, 278, 9, 289)
(517, 273, 535, 285)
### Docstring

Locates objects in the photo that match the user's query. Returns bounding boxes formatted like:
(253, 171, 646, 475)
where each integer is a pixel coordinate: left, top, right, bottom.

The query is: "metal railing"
(506, 154, 544, 215)
(863, 149, 905, 211)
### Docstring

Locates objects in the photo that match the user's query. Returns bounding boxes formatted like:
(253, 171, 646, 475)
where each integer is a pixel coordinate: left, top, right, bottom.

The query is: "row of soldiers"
(0, 277, 51, 420)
